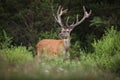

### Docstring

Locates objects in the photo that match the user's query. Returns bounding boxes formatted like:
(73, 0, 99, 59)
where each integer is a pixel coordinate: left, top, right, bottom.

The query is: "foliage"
(0, 30, 33, 64)
(90, 15, 120, 28)
(111, 53, 120, 75)
(90, 17, 106, 27)
(0, 0, 120, 47)
(0, 46, 33, 64)
(38, 28, 60, 40)
(0, 0, 56, 46)
(70, 41, 81, 59)
(0, 0, 120, 79)
(81, 27, 120, 75)
(0, 27, 120, 79)
(0, 30, 12, 49)
(93, 27, 120, 55)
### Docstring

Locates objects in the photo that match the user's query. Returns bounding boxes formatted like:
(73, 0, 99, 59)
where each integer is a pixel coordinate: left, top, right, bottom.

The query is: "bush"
(0, 30, 33, 64)
(81, 27, 120, 75)
(0, 46, 33, 64)
(0, 30, 12, 49)
(111, 52, 120, 76)
(70, 41, 82, 59)
(93, 27, 120, 68)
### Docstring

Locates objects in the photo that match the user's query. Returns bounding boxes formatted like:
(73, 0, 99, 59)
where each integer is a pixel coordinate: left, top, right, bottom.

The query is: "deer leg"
(63, 49, 69, 61)
(36, 50, 42, 61)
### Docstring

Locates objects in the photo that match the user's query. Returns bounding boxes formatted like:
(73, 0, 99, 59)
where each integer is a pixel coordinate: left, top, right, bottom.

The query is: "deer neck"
(63, 37, 71, 50)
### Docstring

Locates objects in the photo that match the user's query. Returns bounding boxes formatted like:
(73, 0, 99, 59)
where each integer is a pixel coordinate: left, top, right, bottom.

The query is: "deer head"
(53, 6, 92, 39)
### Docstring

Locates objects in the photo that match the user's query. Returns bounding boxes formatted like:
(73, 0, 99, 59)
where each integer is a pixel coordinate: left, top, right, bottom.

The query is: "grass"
(0, 56, 119, 80)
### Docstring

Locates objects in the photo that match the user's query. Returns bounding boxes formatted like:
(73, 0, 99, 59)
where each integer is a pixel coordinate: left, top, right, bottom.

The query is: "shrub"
(70, 41, 81, 59)
(92, 27, 120, 68)
(81, 27, 120, 75)
(0, 30, 12, 49)
(0, 46, 33, 64)
(111, 52, 120, 75)
(0, 30, 33, 64)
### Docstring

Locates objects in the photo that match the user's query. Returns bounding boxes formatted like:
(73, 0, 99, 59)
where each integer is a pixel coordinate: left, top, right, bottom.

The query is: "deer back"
(36, 39, 64, 57)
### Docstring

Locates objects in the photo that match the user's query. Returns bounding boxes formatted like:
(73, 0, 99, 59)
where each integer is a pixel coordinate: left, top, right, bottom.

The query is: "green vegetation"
(0, 0, 120, 79)
(81, 27, 120, 74)
(0, 27, 120, 80)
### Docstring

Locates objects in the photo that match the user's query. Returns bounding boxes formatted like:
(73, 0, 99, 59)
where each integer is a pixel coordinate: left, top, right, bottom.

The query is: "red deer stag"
(36, 6, 91, 60)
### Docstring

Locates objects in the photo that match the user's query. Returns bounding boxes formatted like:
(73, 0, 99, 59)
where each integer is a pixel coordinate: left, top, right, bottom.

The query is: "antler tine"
(70, 22, 75, 27)
(83, 6, 92, 18)
(88, 9, 92, 17)
(57, 6, 68, 16)
(66, 16, 69, 27)
(69, 6, 92, 29)
(57, 6, 61, 15)
(54, 5, 68, 28)
(83, 6, 86, 13)
(76, 14, 79, 22)
(62, 9, 68, 14)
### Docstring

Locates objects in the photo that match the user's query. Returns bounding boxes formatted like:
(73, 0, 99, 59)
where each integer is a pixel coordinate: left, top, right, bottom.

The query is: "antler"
(54, 6, 91, 29)
(53, 6, 68, 27)
(69, 6, 92, 29)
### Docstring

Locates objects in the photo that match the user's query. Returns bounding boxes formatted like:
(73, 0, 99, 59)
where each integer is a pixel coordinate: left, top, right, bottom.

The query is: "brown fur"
(36, 39, 64, 58)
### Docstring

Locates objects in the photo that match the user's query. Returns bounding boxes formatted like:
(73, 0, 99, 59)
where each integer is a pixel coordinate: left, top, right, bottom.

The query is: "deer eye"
(63, 31, 66, 33)
(62, 31, 66, 33)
